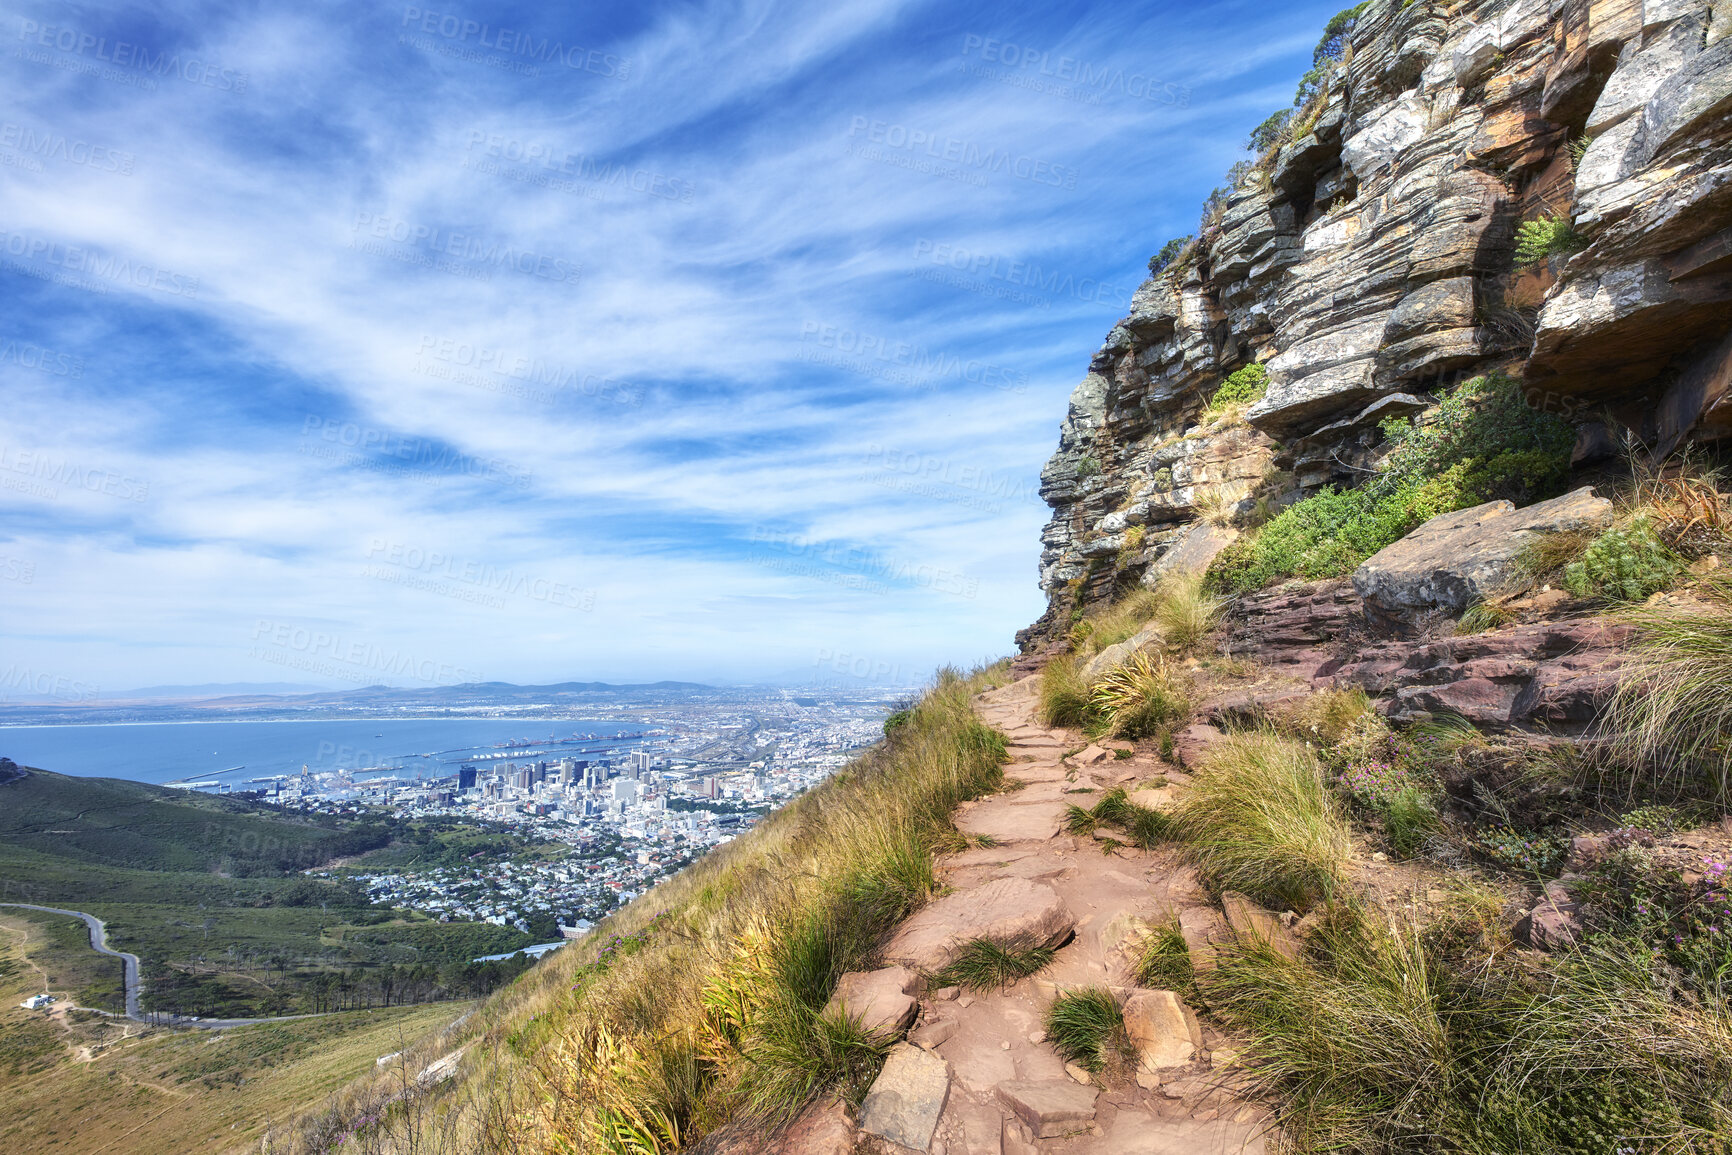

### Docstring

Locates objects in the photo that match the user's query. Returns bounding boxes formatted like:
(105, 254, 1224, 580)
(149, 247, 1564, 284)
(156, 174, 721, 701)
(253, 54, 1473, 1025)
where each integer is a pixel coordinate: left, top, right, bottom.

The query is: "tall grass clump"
(1089, 652, 1188, 739)
(1173, 733, 1351, 911)
(1205, 911, 1732, 1153)
(1039, 655, 1093, 729)
(1044, 988, 1135, 1075)
(1603, 575, 1732, 805)
(1150, 571, 1222, 653)
(324, 665, 1020, 1154)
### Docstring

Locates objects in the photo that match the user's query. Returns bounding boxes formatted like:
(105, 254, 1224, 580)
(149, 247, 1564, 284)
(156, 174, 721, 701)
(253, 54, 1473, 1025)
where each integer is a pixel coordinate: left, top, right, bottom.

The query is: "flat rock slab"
(885, 877, 1074, 972)
(860, 1043, 950, 1151)
(955, 799, 1070, 843)
(1124, 990, 1200, 1069)
(997, 1079, 1099, 1138)
(824, 966, 919, 1039)
(1353, 487, 1612, 615)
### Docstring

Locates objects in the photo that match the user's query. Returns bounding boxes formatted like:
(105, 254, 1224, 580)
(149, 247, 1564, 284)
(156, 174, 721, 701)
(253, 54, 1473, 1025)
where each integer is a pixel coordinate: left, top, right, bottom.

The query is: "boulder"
(1517, 881, 1584, 952)
(1172, 723, 1224, 769)
(859, 1043, 950, 1151)
(1122, 990, 1198, 1069)
(823, 967, 919, 1040)
(996, 1080, 1099, 1139)
(1220, 892, 1301, 960)
(1324, 618, 1633, 728)
(1081, 623, 1161, 680)
(1353, 489, 1613, 617)
(884, 878, 1074, 972)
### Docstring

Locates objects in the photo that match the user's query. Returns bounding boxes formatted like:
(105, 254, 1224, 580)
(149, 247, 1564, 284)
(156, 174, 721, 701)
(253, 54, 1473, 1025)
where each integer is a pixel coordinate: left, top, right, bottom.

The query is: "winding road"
(0, 903, 324, 1030)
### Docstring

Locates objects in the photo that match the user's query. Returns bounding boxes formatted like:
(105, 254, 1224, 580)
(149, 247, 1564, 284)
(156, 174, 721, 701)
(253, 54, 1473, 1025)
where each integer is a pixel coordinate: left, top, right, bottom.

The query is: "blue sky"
(0, 0, 1340, 694)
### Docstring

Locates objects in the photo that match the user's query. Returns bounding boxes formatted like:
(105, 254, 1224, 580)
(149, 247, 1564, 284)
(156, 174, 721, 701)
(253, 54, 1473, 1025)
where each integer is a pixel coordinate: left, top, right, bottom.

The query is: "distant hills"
(0, 678, 724, 726)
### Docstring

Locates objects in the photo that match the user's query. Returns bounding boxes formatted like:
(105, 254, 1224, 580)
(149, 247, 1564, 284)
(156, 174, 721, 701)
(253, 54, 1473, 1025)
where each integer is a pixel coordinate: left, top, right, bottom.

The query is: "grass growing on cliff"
(1207, 374, 1574, 595)
(1173, 733, 1351, 911)
(1089, 653, 1189, 739)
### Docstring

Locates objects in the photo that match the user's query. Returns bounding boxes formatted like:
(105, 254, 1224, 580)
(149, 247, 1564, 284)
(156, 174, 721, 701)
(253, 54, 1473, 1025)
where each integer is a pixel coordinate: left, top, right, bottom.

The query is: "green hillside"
(0, 764, 385, 875)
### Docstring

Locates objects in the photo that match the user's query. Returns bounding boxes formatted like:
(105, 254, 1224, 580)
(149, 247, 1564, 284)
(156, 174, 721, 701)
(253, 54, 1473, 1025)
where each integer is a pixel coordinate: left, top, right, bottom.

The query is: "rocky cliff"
(1022, 0, 1732, 647)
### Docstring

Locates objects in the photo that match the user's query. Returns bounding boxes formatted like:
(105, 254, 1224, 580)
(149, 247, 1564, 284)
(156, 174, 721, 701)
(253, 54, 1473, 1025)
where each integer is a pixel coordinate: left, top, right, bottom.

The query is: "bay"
(0, 716, 646, 786)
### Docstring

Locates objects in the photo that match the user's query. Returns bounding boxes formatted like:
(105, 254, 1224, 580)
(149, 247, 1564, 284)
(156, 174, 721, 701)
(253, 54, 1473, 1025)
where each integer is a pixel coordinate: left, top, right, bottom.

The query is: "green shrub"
(1562, 519, 1683, 602)
(1206, 363, 1268, 411)
(1514, 215, 1585, 266)
(1207, 374, 1574, 595)
(1075, 456, 1102, 478)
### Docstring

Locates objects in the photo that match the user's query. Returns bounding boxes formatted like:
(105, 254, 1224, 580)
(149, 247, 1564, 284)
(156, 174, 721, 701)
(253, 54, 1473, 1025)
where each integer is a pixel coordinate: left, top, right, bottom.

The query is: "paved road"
(1, 902, 326, 1030)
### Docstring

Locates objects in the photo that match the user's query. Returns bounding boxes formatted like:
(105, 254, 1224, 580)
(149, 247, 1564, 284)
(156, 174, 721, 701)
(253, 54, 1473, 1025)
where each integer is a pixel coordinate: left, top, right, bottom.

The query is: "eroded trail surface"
(843, 675, 1272, 1154)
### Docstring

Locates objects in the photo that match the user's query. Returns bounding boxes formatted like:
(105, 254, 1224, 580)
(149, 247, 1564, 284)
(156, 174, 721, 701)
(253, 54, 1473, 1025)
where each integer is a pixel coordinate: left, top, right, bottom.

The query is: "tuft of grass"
(1134, 914, 1195, 994)
(1044, 987, 1134, 1074)
(931, 938, 1056, 993)
(1277, 686, 1376, 746)
(1081, 589, 1162, 654)
(1173, 733, 1352, 911)
(1090, 787, 1173, 848)
(1603, 575, 1732, 803)
(1204, 910, 1732, 1153)
(1039, 656, 1094, 730)
(1063, 803, 1098, 835)
(1456, 599, 1518, 635)
(1151, 571, 1222, 653)
(1514, 525, 1597, 585)
(1089, 652, 1189, 739)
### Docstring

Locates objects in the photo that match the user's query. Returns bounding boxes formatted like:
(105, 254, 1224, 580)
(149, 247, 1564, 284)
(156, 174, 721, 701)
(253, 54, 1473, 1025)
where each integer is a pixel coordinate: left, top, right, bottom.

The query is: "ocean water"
(0, 717, 644, 787)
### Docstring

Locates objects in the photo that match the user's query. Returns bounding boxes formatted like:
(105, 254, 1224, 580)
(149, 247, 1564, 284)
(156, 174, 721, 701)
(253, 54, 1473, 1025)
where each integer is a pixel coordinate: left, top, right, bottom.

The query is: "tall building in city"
(458, 765, 478, 791)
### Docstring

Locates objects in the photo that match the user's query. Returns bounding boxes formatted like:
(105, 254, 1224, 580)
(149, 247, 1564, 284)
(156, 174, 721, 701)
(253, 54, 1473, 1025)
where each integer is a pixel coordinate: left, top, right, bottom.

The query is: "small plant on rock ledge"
(1561, 518, 1683, 603)
(1075, 455, 1103, 479)
(1514, 214, 1586, 267)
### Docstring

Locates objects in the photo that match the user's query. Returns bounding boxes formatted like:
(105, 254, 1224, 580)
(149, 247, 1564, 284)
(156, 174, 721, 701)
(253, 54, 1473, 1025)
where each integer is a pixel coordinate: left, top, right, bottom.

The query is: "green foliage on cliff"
(1147, 236, 1191, 276)
(1206, 363, 1269, 412)
(1514, 214, 1586, 266)
(1207, 374, 1575, 594)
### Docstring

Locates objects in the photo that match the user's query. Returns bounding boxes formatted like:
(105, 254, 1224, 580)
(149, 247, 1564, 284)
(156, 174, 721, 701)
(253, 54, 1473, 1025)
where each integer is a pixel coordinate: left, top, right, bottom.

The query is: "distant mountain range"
(0, 679, 728, 726)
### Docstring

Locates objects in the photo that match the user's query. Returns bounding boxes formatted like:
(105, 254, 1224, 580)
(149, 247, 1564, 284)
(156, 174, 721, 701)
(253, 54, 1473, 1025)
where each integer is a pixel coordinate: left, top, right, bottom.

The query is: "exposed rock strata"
(1022, 0, 1732, 650)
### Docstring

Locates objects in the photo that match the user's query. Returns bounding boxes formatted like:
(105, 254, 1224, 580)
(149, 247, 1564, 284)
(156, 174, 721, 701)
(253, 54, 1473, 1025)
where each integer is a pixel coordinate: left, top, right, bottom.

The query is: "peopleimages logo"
(350, 212, 581, 286)
(911, 239, 1127, 308)
(0, 122, 133, 174)
(960, 34, 1189, 107)
(399, 7, 629, 79)
(16, 19, 249, 93)
(846, 117, 1078, 189)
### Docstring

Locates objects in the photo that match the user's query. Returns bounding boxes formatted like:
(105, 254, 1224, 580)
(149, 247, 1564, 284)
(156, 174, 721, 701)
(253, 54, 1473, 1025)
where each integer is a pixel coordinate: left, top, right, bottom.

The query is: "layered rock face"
(1023, 0, 1732, 647)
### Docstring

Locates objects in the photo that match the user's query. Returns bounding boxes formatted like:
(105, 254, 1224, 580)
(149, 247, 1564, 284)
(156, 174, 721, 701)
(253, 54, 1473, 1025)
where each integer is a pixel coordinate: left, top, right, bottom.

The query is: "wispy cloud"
(0, 0, 1341, 688)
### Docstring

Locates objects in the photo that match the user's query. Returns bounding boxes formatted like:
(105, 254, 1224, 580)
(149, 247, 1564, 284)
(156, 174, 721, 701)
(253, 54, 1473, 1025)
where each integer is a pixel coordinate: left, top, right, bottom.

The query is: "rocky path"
(838, 675, 1272, 1155)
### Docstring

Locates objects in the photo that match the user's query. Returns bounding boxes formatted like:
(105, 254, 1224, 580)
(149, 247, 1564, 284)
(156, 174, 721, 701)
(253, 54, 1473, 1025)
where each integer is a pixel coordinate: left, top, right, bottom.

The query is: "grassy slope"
(0, 925, 471, 1155)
